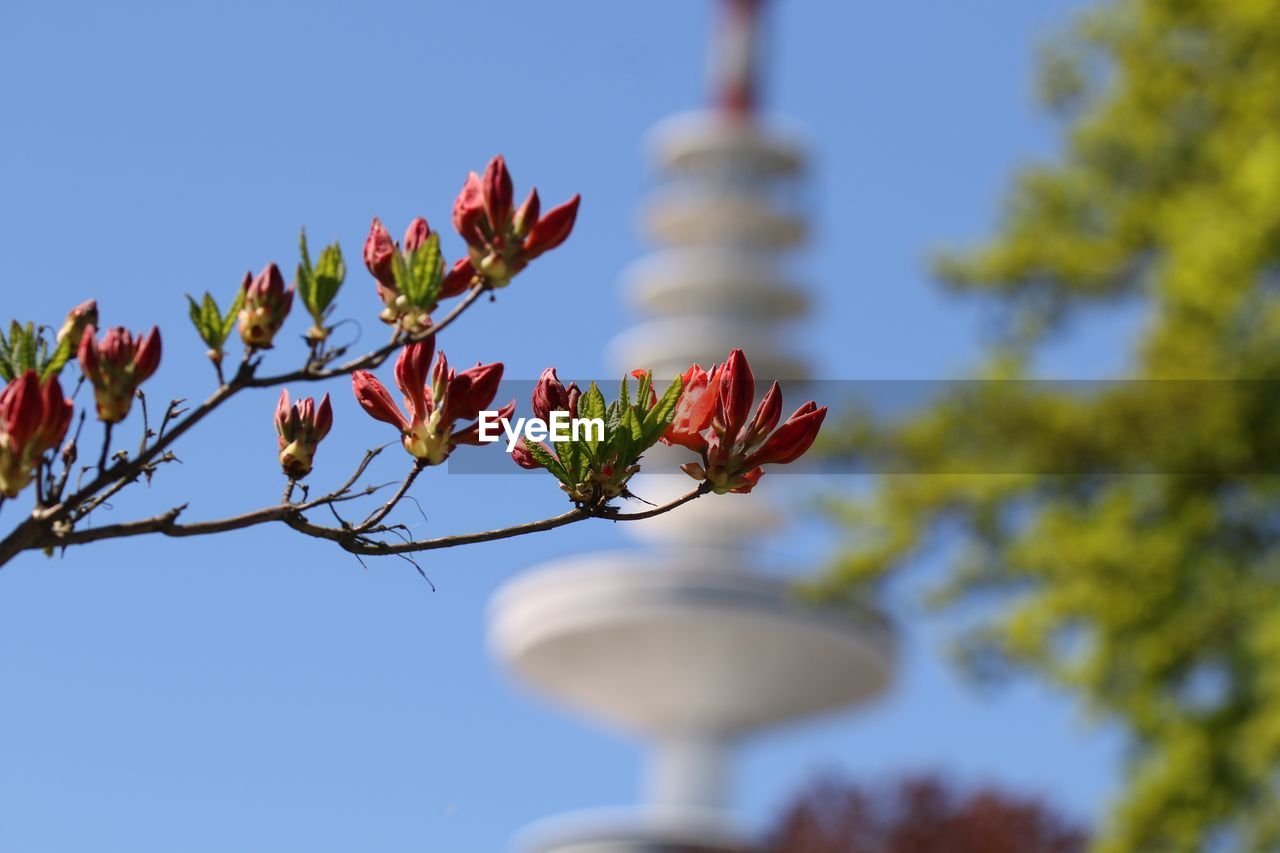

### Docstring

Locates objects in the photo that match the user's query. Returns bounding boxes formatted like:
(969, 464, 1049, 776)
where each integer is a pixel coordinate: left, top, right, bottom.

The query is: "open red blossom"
(352, 339, 513, 466)
(666, 349, 826, 494)
(451, 155, 580, 288)
(661, 363, 721, 452)
(274, 390, 333, 480)
(0, 371, 73, 498)
(78, 325, 162, 424)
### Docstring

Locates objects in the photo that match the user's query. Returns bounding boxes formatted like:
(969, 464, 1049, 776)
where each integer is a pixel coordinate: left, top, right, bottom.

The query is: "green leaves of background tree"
(816, 0, 1280, 850)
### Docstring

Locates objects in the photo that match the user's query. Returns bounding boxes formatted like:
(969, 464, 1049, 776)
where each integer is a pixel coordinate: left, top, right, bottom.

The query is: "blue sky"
(0, 1, 1135, 849)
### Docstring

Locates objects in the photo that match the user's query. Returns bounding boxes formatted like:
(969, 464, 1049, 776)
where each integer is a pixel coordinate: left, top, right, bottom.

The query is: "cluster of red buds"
(363, 217, 473, 334)
(78, 326, 162, 424)
(238, 263, 294, 349)
(0, 371, 73, 498)
(274, 390, 333, 480)
(453, 156, 580, 289)
(665, 349, 826, 494)
(352, 338, 513, 466)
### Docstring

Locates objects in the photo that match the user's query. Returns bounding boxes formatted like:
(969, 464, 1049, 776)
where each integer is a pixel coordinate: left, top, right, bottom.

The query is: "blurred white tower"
(488, 3, 895, 850)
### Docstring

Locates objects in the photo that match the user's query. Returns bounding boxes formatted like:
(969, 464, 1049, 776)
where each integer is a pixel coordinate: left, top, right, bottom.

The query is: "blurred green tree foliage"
(818, 1, 1280, 849)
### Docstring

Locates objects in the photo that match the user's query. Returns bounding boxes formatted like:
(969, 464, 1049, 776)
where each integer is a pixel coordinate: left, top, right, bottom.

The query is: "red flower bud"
(352, 371, 407, 430)
(741, 380, 782, 447)
(513, 189, 540, 237)
(482, 155, 514, 238)
(522, 194, 581, 262)
(453, 171, 487, 246)
(532, 367, 570, 422)
(363, 217, 397, 288)
(238, 263, 294, 349)
(716, 348, 755, 442)
(0, 371, 73, 497)
(511, 439, 540, 469)
(393, 338, 435, 424)
(403, 217, 431, 253)
(446, 361, 504, 424)
(440, 258, 477, 299)
(78, 325, 162, 423)
(745, 402, 827, 467)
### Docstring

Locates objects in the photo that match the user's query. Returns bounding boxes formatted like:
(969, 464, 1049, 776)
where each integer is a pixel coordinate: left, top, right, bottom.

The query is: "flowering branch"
(0, 155, 827, 577)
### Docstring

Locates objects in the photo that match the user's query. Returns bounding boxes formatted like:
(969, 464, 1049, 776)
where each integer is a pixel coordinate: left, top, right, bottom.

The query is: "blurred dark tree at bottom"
(763, 774, 1087, 853)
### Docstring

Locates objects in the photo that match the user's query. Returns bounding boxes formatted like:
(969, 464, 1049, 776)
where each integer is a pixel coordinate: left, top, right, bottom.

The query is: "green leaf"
(642, 375, 683, 444)
(40, 334, 74, 381)
(525, 439, 572, 486)
(296, 229, 316, 313)
(401, 232, 442, 308)
(18, 322, 37, 375)
(312, 242, 345, 320)
(298, 229, 344, 326)
(202, 293, 220, 339)
(222, 286, 245, 340)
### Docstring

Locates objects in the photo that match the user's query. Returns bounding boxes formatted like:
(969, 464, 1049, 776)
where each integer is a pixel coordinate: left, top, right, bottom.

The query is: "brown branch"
(32, 485, 713, 562)
(0, 286, 491, 570)
(327, 484, 712, 557)
(355, 460, 425, 531)
(246, 284, 486, 388)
